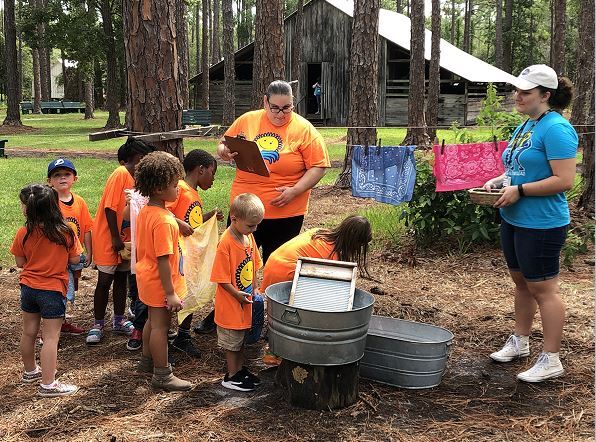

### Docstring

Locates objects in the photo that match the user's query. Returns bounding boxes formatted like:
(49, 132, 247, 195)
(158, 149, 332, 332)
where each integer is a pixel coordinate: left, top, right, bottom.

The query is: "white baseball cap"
(509, 64, 559, 90)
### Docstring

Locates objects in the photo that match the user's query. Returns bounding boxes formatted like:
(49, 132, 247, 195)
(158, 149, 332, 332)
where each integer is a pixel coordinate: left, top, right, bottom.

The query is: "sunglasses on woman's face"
(267, 97, 294, 114)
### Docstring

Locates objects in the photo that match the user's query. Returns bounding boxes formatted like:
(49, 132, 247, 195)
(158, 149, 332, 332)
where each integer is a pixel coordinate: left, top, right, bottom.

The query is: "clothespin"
(440, 139, 445, 155)
(493, 135, 498, 151)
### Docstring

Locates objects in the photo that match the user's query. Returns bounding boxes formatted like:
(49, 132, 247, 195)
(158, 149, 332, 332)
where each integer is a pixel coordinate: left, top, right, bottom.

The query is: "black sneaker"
(221, 371, 255, 392)
(126, 329, 143, 351)
(239, 366, 261, 385)
(171, 336, 201, 358)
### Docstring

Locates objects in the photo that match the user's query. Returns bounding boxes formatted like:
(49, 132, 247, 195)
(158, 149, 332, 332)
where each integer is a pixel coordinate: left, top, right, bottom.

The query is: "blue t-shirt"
(500, 111, 578, 229)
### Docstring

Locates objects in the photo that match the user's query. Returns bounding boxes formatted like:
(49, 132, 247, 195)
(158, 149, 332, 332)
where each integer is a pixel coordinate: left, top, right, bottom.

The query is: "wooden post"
(275, 360, 360, 410)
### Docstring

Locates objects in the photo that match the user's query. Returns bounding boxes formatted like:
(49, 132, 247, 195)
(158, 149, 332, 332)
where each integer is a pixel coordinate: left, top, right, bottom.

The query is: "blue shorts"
(20, 284, 66, 319)
(500, 221, 568, 282)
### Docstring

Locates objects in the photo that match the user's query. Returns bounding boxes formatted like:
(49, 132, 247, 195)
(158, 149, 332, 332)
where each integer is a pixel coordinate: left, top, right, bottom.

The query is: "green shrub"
(562, 223, 595, 267)
(399, 153, 500, 246)
(476, 83, 524, 141)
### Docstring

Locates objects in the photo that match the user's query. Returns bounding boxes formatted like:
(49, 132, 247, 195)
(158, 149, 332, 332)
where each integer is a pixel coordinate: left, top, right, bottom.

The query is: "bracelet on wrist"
(517, 184, 525, 197)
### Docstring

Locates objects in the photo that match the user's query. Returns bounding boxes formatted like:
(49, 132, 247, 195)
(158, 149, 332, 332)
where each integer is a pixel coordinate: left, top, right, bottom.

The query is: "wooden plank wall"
(285, 0, 351, 125)
(207, 80, 252, 124)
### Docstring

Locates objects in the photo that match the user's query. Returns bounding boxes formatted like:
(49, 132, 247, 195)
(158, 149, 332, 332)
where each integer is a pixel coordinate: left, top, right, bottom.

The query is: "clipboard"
(224, 135, 270, 177)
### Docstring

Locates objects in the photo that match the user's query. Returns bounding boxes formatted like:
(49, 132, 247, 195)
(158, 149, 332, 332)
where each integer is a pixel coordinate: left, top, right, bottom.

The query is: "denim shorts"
(500, 221, 568, 282)
(20, 284, 66, 319)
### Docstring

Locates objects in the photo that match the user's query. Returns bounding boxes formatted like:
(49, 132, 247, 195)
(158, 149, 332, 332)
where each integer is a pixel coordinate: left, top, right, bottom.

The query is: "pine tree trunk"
(577, 93, 595, 213)
(426, 0, 440, 142)
(84, 79, 94, 119)
(32, 47, 42, 114)
(211, 0, 221, 64)
(195, 2, 200, 75)
(201, 0, 210, 108)
(176, 0, 190, 109)
(402, 0, 429, 147)
(222, 0, 235, 125)
(335, 0, 380, 188)
(396, 0, 403, 14)
(36, 0, 50, 101)
(100, 0, 121, 128)
(123, 0, 183, 159)
(251, 0, 284, 110)
(450, 0, 456, 44)
(502, 0, 513, 73)
(291, 0, 304, 98)
(495, 0, 503, 69)
(94, 63, 105, 109)
(2, 0, 23, 126)
(552, 0, 566, 75)
(463, 0, 472, 53)
(571, 0, 594, 213)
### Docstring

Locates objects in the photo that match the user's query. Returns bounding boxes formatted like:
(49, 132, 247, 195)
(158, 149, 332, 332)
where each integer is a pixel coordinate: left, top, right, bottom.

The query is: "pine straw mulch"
(0, 188, 593, 441)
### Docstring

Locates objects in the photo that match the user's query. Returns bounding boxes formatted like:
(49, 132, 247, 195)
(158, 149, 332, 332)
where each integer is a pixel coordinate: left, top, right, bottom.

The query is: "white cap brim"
(508, 77, 541, 91)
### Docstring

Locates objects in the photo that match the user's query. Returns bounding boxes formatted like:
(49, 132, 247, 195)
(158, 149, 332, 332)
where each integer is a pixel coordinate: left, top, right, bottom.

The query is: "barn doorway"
(306, 63, 322, 116)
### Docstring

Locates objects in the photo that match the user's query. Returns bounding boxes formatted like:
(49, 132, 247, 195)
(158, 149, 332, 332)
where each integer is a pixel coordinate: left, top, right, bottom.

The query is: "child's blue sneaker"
(113, 319, 134, 336)
(86, 327, 104, 345)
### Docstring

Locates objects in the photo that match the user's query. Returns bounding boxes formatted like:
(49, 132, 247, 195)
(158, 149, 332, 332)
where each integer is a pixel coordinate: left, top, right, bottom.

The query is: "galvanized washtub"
(360, 315, 454, 389)
(266, 281, 375, 366)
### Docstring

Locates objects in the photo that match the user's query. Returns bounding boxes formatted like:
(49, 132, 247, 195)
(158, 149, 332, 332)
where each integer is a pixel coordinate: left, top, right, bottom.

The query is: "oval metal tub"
(360, 315, 454, 389)
(266, 281, 375, 366)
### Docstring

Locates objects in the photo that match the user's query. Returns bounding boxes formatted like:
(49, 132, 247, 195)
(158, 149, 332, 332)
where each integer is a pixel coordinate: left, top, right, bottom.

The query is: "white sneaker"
(517, 352, 564, 383)
(490, 334, 530, 362)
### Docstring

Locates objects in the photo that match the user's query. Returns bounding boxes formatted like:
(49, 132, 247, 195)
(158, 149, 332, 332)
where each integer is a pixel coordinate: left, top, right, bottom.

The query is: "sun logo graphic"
(254, 132, 283, 164)
(184, 201, 203, 229)
(65, 217, 81, 237)
(235, 256, 254, 295)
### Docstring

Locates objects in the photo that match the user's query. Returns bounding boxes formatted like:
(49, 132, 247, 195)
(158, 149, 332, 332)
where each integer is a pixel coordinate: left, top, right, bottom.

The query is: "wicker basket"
(467, 188, 503, 206)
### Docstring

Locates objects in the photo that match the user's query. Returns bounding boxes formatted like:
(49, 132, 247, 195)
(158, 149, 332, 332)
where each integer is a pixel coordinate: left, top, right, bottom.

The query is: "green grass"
(1, 109, 499, 162)
(0, 156, 340, 265)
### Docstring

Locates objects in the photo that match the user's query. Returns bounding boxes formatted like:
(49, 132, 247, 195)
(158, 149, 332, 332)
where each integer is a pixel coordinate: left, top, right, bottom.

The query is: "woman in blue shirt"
(483, 64, 577, 383)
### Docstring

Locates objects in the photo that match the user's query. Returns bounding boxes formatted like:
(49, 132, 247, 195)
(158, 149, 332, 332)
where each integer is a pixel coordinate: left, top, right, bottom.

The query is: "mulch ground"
(0, 186, 593, 441)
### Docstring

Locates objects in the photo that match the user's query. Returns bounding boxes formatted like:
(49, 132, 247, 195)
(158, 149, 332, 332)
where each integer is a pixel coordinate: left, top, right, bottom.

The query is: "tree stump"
(275, 359, 360, 410)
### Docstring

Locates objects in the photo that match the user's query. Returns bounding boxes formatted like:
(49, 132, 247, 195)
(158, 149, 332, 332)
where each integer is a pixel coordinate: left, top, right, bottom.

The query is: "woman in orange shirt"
(217, 80, 330, 262)
(261, 215, 373, 292)
(11, 184, 81, 397)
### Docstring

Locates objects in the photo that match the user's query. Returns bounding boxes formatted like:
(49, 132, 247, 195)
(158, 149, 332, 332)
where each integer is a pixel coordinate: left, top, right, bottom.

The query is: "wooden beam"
(89, 126, 218, 142)
(88, 129, 137, 141)
(133, 126, 217, 143)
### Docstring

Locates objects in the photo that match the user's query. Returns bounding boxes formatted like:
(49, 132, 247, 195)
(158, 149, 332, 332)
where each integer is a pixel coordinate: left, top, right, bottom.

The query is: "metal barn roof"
(325, 0, 519, 84)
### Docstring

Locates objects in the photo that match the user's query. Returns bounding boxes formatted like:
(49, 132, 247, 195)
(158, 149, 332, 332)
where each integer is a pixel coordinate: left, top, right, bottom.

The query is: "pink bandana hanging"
(433, 141, 509, 192)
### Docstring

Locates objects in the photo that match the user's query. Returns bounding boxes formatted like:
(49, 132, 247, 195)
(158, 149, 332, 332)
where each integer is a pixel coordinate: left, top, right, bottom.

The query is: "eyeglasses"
(267, 98, 294, 114)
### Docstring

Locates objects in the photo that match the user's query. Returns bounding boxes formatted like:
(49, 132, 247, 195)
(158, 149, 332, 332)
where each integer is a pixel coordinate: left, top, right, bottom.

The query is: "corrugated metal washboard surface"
(289, 257, 358, 312)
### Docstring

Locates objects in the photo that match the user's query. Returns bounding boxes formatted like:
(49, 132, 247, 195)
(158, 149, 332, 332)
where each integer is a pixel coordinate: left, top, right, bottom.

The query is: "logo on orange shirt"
(184, 201, 203, 228)
(235, 256, 254, 294)
(255, 132, 283, 164)
(65, 216, 80, 237)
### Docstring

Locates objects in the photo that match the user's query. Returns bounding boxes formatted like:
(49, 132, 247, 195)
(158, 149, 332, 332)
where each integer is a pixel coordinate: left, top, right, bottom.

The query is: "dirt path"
(0, 188, 593, 441)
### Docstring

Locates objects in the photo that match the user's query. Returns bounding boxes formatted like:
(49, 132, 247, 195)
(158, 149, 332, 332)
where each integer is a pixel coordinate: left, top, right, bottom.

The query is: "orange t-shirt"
(92, 166, 134, 266)
(60, 192, 93, 250)
(10, 227, 81, 295)
(225, 110, 330, 219)
(166, 180, 204, 229)
(135, 205, 187, 308)
(210, 229, 263, 330)
(260, 229, 337, 291)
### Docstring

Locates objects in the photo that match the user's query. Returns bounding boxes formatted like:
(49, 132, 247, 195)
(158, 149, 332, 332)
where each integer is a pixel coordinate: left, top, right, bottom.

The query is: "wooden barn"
(190, 0, 518, 126)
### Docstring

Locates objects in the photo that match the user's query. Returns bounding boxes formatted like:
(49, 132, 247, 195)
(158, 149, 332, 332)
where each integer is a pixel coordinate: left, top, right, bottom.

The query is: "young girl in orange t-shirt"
(10, 184, 81, 397)
(134, 152, 192, 392)
(261, 215, 373, 291)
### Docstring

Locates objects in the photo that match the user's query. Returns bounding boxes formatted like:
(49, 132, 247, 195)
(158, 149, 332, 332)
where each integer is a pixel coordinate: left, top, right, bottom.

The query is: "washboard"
(288, 257, 358, 312)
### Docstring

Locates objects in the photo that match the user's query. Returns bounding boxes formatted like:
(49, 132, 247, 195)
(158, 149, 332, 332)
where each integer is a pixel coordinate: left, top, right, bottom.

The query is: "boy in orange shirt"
(46, 158, 93, 335)
(87, 139, 154, 345)
(166, 149, 222, 357)
(134, 152, 192, 391)
(211, 193, 264, 392)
